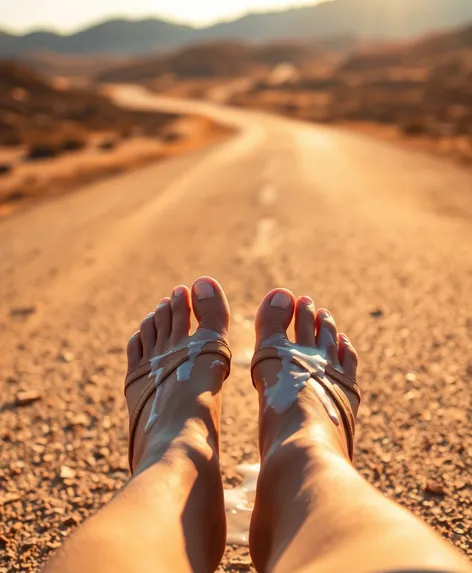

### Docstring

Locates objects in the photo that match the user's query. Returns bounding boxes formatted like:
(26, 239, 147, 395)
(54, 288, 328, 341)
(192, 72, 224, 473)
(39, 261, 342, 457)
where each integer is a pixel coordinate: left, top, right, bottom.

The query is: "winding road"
(1, 86, 471, 571)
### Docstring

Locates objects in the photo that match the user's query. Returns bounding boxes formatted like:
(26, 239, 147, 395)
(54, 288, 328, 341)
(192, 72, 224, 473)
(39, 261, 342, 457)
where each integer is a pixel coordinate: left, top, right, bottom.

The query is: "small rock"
(0, 493, 20, 506)
(424, 480, 445, 495)
(229, 558, 252, 570)
(107, 346, 123, 354)
(68, 413, 89, 427)
(405, 372, 416, 382)
(15, 390, 43, 406)
(9, 306, 37, 318)
(370, 309, 383, 318)
(59, 466, 76, 480)
(63, 515, 80, 527)
(58, 352, 74, 363)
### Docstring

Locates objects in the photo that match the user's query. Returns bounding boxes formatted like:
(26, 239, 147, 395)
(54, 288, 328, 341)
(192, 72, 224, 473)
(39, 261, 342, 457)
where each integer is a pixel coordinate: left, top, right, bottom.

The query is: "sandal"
(251, 339, 361, 460)
(125, 335, 232, 472)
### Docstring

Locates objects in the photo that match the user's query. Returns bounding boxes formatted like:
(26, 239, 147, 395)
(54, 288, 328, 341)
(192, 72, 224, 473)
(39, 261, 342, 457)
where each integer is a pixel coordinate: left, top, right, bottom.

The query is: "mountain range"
(1, 0, 472, 57)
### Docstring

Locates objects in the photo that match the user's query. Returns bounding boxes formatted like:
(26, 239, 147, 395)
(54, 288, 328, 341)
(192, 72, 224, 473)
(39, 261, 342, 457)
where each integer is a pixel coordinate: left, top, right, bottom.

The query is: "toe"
(155, 298, 172, 353)
(170, 285, 191, 345)
(255, 288, 295, 347)
(140, 312, 157, 360)
(295, 296, 316, 347)
(338, 333, 358, 379)
(127, 331, 143, 369)
(316, 309, 340, 366)
(191, 277, 230, 336)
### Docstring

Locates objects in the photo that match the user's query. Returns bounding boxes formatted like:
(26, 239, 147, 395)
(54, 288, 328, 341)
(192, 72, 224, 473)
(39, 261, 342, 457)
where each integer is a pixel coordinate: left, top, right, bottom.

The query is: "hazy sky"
(1, 0, 324, 33)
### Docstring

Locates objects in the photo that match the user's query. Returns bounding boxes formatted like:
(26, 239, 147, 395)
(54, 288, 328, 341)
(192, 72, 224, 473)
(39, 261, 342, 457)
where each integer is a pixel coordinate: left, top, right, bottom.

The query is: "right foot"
(125, 277, 231, 571)
(249, 289, 361, 568)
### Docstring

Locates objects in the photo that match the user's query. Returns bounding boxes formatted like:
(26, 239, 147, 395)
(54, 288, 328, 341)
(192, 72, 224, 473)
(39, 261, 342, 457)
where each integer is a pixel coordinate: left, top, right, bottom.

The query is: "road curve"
(1, 86, 471, 570)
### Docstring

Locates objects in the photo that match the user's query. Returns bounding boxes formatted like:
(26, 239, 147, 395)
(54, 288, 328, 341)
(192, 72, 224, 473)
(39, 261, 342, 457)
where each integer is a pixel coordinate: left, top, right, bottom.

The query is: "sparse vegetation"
(98, 138, 118, 152)
(0, 163, 13, 176)
(0, 60, 180, 158)
(220, 24, 472, 164)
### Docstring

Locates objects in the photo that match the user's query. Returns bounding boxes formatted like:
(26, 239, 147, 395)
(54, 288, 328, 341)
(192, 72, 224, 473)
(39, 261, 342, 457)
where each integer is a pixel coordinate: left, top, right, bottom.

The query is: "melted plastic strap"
(251, 347, 359, 460)
(126, 340, 231, 472)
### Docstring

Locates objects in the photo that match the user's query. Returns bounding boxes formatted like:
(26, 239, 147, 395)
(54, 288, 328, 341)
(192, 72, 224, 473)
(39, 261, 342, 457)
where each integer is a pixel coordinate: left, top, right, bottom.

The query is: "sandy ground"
(0, 88, 471, 572)
(0, 115, 231, 218)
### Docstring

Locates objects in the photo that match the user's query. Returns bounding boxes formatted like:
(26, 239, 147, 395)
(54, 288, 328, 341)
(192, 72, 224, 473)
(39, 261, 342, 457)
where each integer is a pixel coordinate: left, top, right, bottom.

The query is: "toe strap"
(126, 340, 231, 472)
(251, 347, 360, 460)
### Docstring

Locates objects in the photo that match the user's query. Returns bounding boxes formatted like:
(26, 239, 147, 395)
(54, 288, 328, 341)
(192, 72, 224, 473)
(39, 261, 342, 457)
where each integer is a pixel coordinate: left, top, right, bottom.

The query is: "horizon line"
(0, 1, 329, 36)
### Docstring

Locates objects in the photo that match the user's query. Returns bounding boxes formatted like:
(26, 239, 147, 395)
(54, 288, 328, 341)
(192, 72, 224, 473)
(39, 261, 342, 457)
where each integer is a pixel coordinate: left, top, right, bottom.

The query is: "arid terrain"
(94, 23, 472, 167)
(1, 9, 472, 572)
(0, 62, 231, 216)
(1, 87, 471, 572)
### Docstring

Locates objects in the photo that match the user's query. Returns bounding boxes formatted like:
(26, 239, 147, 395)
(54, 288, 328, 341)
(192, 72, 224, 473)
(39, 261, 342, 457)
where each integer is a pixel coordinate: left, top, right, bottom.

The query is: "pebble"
(15, 391, 43, 406)
(9, 306, 37, 317)
(59, 466, 76, 480)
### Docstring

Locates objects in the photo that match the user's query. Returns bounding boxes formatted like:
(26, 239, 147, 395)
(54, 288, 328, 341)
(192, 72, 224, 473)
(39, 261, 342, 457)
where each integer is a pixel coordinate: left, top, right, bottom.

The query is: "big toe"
(191, 277, 230, 336)
(255, 288, 295, 347)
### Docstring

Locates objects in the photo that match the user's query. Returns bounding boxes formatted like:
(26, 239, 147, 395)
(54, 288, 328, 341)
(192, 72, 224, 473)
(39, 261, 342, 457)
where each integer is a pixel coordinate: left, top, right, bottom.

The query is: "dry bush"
(0, 60, 180, 152)
(0, 163, 13, 176)
(97, 138, 119, 151)
(24, 125, 88, 161)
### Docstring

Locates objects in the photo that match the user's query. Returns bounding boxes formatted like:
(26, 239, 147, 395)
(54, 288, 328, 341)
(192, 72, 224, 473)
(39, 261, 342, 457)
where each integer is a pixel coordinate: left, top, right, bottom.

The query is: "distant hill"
(339, 22, 472, 72)
(95, 41, 329, 83)
(2, 0, 472, 57)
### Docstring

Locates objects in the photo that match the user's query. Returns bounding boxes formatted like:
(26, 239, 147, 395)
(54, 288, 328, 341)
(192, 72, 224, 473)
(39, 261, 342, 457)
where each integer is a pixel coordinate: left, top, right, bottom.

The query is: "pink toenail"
(173, 286, 185, 297)
(194, 280, 215, 300)
(341, 334, 350, 343)
(300, 296, 314, 306)
(271, 292, 292, 310)
(320, 309, 331, 318)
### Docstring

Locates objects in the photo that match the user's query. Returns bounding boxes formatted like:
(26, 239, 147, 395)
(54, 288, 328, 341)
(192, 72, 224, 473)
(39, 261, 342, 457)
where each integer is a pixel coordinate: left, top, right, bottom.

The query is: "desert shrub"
(61, 137, 87, 152)
(400, 117, 427, 136)
(98, 138, 118, 151)
(0, 163, 13, 176)
(25, 142, 60, 161)
(161, 130, 181, 143)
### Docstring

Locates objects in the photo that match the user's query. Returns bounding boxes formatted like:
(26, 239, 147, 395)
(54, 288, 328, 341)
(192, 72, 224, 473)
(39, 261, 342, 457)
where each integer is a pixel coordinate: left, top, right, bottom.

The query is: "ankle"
(261, 422, 346, 479)
(258, 393, 349, 463)
(134, 422, 220, 476)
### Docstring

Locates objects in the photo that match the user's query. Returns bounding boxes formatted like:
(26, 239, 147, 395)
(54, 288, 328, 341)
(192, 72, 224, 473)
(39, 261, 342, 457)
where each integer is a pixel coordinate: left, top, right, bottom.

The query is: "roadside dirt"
(0, 90, 470, 572)
(0, 116, 232, 218)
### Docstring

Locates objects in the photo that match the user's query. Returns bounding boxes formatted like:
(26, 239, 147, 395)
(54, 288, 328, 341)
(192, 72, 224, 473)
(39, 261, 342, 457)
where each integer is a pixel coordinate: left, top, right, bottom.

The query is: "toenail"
(158, 298, 170, 307)
(271, 291, 292, 310)
(194, 280, 215, 300)
(300, 296, 314, 306)
(341, 334, 350, 343)
(173, 286, 185, 297)
(320, 309, 331, 318)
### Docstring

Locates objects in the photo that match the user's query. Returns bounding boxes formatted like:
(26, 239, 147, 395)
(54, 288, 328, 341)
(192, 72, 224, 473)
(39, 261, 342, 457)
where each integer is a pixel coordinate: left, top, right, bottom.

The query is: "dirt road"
(1, 87, 471, 571)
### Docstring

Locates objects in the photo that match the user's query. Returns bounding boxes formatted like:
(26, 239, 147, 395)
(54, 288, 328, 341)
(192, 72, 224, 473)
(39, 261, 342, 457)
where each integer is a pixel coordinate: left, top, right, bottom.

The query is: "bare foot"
(125, 276, 231, 570)
(249, 289, 360, 570)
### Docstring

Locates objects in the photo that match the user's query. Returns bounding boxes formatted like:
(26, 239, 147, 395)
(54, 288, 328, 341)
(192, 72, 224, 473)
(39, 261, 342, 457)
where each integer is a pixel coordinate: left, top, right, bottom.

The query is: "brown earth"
(0, 88, 470, 572)
(225, 24, 472, 166)
(0, 116, 231, 218)
(98, 24, 472, 168)
(0, 61, 231, 217)
(0, 60, 179, 150)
